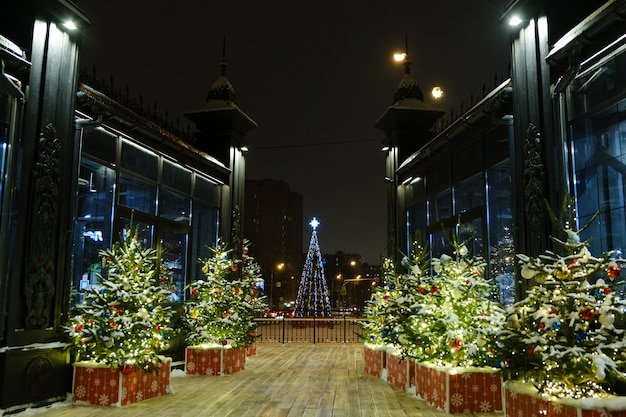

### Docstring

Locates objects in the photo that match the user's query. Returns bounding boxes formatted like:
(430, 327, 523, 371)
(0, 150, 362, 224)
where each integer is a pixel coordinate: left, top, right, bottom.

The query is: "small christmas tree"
(400, 228, 505, 368)
(498, 197, 626, 398)
(361, 241, 429, 348)
(66, 226, 175, 373)
(184, 239, 266, 348)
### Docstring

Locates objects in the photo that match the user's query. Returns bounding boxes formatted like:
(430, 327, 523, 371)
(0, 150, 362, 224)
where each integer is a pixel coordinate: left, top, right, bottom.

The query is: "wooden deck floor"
(19, 345, 504, 417)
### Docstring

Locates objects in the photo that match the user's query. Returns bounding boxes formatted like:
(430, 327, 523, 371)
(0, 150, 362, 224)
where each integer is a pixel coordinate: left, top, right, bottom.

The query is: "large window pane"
(407, 204, 427, 252)
(162, 159, 191, 195)
(72, 160, 116, 305)
(487, 160, 514, 305)
(430, 189, 452, 224)
(161, 227, 188, 302)
(118, 173, 157, 214)
(190, 203, 219, 282)
(160, 188, 190, 224)
(120, 139, 158, 179)
(455, 172, 484, 214)
(82, 127, 117, 162)
(571, 99, 626, 254)
(194, 174, 220, 206)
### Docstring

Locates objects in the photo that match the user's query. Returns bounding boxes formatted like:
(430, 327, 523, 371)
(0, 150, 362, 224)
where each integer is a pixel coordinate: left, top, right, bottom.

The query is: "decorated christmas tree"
(66, 226, 175, 373)
(183, 239, 266, 348)
(498, 198, 626, 399)
(361, 241, 429, 348)
(295, 217, 331, 317)
(400, 228, 505, 368)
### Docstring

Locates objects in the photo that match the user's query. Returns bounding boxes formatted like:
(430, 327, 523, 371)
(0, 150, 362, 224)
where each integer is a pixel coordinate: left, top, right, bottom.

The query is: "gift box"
(72, 357, 171, 406)
(385, 349, 415, 391)
(246, 342, 257, 357)
(415, 362, 502, 414)
(185, 346, 246, 376)
(246, 332, 257, 357)
(363, 344, 386, 378)
(504, 381, 626, 417)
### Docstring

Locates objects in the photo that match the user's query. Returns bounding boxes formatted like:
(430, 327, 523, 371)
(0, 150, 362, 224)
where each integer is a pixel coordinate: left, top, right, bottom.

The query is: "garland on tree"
(497, 197, 626, 399)
(362, 228, 504, 369)
(66, 227, 176, 373)
(183, 239, 266, 348)
(400, 230, 505, 368)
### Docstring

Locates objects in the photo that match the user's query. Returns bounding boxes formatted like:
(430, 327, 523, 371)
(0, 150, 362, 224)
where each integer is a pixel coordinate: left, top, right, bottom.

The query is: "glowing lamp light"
(63, 20, 78, 30)
(393, 52, 407, 62)
(431, 86, 443, 99)
(508, 15, 523, 26)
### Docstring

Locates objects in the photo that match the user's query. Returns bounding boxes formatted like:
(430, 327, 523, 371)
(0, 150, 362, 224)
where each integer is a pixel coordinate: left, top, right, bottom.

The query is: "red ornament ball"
(231, 265, 238, 272)
(243, 247, 249, 254)
(579, 306, 595, 321)
(430, 286, 439, 294)
(221, 339, 228, 346)
(121, 364, 134, 375)
(603, 287, 612, 295)
(191, 288, 198, 296)
(606, 264, 621, 280)
(450, 339, 462, 350)
(75, 323, 84, 332)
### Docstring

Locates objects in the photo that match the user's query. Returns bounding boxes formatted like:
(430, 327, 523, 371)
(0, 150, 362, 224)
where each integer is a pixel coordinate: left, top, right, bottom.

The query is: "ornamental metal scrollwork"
(24, 123, 60, 328)
(523, 123, 545, 254)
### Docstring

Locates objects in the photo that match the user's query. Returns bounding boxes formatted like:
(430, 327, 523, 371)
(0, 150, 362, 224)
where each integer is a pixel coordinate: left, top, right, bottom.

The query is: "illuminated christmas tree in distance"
(295, 217, 331, 317)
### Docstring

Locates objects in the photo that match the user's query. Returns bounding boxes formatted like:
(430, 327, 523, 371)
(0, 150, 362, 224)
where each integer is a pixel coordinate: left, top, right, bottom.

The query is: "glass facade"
(403, 131, 513, 305)
(569, 45, 626, 256)
(71, 124, 221, 306)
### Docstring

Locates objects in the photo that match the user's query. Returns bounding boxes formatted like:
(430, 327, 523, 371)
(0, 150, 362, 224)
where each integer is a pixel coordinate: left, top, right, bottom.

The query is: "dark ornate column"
(0, 0, 88, 409)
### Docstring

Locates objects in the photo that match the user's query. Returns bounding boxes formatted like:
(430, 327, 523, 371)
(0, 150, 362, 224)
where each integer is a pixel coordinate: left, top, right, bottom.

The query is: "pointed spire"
(205, 36, 238, 104)
(219, 36, 228, 77)
(403, 32, 411, 75)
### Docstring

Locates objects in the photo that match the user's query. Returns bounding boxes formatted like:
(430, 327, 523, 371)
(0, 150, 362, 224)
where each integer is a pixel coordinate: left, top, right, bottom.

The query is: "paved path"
(16, 345, 503, 417)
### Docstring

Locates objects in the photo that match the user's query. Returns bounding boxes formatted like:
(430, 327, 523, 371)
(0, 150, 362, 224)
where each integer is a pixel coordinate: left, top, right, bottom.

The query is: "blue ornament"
(413, 307, 420, 313)
(495, 361, 502, 368)
(574, 329, 587, 342)
(392, 328, 398, 334)
(389, 284, 396, 290)
(594, 289, 603, 298)
(552, 321, 562, 330)
(147, 305, 154, 312)
(370, 334, 376, 341)
(381, 330, 388, 337)
(101, 312, 110, 318)
(97, 329, 103, 336)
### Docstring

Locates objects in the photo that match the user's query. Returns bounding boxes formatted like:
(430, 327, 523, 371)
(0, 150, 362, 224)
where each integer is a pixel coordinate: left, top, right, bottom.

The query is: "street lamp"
(270, 262, 285, 311)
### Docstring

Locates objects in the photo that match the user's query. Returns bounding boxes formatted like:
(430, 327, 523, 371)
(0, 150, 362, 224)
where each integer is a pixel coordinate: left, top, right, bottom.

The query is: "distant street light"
(432, 86, 443, 99)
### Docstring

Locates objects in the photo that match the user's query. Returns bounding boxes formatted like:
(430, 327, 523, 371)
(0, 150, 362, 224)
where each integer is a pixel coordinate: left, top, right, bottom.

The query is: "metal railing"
(254, 316, 365, 344)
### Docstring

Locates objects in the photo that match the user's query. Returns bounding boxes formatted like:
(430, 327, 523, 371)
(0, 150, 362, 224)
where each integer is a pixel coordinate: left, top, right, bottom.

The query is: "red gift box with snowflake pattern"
(385, 349, 415, 391)
(414, 362, 502, 414)
(185, 346, 246, 376)
(505, 381, 626, 417)
(72, 357, 171, 406)
(363, 344, 386, 378)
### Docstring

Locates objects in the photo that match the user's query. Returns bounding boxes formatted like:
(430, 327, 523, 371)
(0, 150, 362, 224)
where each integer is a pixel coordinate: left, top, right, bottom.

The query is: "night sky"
(76, 1, 511, 264)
